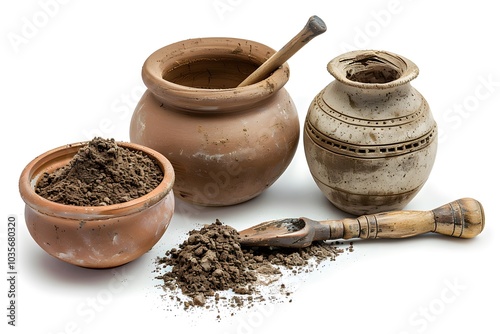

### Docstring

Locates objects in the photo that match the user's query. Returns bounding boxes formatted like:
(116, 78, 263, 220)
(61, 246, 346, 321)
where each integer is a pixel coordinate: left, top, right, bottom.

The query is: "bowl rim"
(141, 37, 291, 112)
(19, 140, 175, 220)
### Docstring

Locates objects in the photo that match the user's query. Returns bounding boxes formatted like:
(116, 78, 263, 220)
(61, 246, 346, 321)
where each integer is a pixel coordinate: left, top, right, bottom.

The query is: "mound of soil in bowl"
(36, 137, 163, 206)
(155, 219, 353, 312)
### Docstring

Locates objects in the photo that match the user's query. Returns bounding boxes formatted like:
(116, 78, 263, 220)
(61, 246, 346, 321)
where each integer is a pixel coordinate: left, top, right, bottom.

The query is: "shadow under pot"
(304, 50, 438, 215)
(130, 37, 300, 206)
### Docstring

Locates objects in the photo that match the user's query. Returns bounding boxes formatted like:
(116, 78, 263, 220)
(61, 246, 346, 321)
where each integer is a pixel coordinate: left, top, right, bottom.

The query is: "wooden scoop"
(238, 198, 485, 248)
(237, 15, 327, 87)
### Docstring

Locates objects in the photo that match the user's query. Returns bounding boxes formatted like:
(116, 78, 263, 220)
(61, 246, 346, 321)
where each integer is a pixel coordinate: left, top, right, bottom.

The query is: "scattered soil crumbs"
(155, 219, 354, 313)
(36, 137, 163, 206)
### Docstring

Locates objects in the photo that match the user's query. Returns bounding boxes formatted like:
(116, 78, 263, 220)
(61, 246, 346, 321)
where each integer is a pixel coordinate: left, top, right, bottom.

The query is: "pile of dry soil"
(156, 219, 353, 311)
(36, 137, 163, 206)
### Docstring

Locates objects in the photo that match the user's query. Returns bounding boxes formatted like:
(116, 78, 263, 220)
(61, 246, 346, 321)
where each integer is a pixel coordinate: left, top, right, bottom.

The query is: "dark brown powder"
(35, 137, 163, 206)
(155, 219, 352, 311)
(157, 220, 258, 309)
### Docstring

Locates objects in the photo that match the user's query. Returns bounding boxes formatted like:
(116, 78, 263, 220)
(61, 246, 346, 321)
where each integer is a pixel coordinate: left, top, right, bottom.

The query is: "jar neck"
(333, 78, 413, 102)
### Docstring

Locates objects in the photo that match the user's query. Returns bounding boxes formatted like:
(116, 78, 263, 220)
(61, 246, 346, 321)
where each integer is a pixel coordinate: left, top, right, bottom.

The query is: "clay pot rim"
(327, 50, 419, 89)
(19, 141, 175, 220)
(141, 37, 290, 112)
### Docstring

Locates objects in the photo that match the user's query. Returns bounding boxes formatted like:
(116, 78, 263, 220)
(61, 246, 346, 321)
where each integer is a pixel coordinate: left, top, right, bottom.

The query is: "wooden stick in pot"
(237, 15, 327, 87)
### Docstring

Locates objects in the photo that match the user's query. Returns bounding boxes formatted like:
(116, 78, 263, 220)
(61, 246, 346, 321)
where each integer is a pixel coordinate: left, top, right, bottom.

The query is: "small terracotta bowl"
(19, 141, 175, 269)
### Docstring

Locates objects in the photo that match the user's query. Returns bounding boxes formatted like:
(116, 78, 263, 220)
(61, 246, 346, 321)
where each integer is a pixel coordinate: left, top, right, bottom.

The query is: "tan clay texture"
(304, 50, 437, 215)
(130, 37, 300, 206)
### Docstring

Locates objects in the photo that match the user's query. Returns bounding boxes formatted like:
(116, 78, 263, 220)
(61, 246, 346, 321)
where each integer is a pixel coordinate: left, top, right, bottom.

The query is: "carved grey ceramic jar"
(304, 50, 437, 215)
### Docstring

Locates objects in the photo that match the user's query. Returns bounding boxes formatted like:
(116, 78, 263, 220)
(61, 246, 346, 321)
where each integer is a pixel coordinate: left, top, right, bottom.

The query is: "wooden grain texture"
(336, 198, 485, 240)
(239, 198, 485, 248)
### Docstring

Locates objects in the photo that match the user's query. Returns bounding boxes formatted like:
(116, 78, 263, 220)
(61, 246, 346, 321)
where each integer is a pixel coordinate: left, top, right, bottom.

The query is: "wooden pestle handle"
(333, 198, 485, 240)
(237, 15, 327, 87)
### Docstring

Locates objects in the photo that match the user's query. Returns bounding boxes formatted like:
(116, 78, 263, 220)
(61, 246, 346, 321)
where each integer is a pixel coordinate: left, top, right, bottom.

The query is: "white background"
(1, 1, 498, 333)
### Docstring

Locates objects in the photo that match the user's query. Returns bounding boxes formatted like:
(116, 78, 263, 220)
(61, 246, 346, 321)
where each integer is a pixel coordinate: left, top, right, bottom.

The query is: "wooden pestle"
(237, 15, 327, 87)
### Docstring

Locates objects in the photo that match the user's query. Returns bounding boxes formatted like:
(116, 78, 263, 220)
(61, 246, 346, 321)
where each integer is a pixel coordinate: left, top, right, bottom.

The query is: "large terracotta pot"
(130, 37, 300, 206)
(304, 50, 438, 215)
